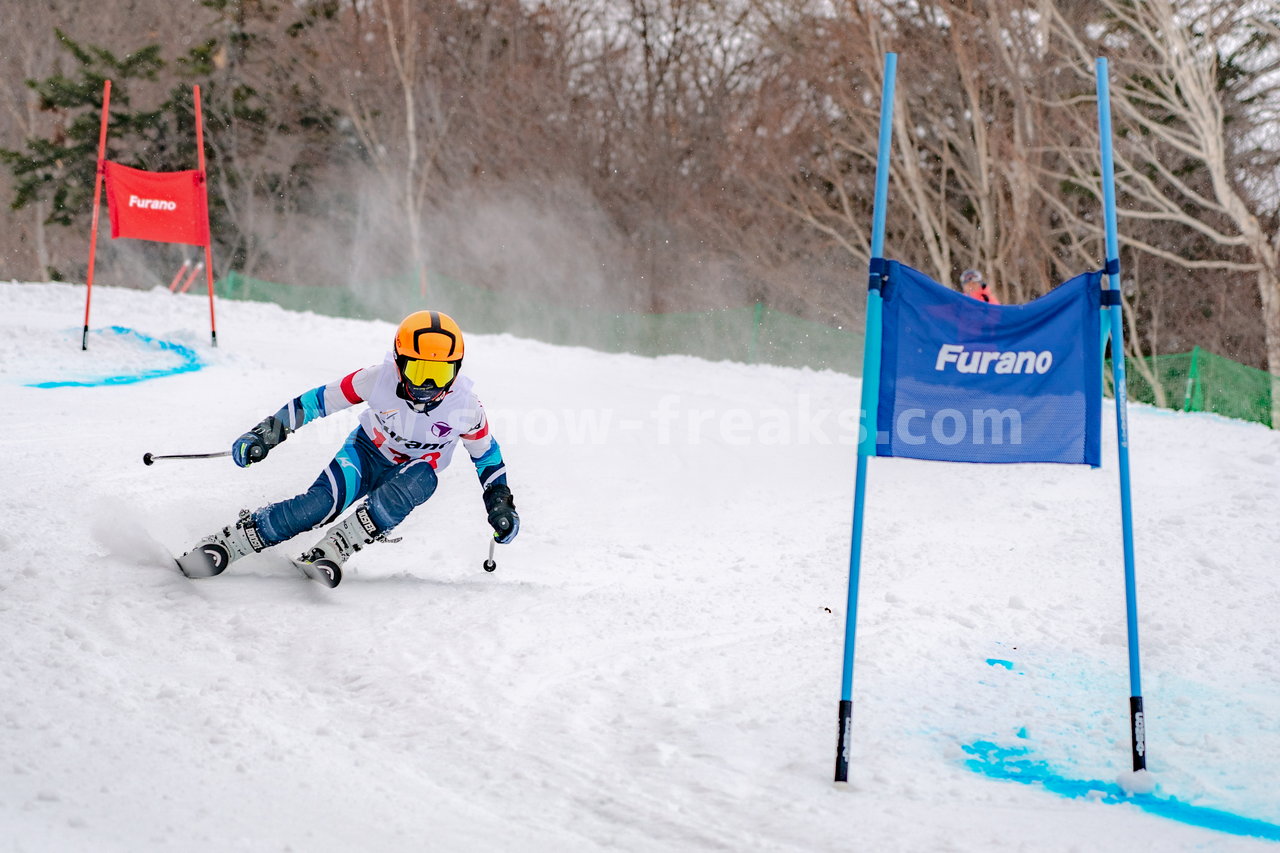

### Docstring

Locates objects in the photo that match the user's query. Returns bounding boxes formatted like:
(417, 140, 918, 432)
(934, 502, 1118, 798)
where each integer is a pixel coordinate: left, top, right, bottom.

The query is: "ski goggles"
(401, 357, 457, 387)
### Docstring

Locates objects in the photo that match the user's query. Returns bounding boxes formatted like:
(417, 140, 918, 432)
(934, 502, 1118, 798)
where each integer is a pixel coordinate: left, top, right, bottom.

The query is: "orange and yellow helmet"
(393, 311, 464, 410)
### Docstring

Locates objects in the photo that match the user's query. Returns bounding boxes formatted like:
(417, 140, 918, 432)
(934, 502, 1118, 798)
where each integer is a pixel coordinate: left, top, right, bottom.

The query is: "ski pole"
(142, 450, 232, 466)
(483, 537, 497, 572)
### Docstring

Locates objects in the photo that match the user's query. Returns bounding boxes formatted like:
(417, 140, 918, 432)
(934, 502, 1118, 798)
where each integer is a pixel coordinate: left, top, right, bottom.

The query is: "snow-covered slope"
(2, 280, 1278, 852)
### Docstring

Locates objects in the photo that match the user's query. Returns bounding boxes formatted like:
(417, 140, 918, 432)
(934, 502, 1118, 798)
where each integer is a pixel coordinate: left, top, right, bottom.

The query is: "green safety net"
(1106, 346, 1274, 428)
(217, 270, 864, 375)
(219, 270, 378, 321)
(218, 271, 1273, 428)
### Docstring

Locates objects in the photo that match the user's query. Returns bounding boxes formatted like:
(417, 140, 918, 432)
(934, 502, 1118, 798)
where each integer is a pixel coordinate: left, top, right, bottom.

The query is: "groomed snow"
(2, 280, 1278, 852)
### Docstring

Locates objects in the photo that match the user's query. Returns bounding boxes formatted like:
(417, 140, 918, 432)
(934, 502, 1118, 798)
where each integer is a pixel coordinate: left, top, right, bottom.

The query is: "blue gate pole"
(1096, 57, 1147, 773)
(835, 52, 896, 785)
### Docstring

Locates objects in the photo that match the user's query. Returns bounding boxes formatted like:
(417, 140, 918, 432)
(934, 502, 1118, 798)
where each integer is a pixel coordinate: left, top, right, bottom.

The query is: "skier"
(176, 310, 519, 587)
(960, 268, 1000, 304)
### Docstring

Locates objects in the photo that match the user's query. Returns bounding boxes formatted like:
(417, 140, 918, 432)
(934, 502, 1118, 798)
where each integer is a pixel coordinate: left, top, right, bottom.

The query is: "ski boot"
(176, 509, 267, 578)
(293, 503, 393, 588)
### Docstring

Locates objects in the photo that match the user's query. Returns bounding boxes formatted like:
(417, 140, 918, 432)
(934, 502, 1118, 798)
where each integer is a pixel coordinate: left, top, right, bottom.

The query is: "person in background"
(960, 268, 1000, 304)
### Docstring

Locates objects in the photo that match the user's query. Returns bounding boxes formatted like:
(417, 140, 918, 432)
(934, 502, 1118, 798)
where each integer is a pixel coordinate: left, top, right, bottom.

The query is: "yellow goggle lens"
(402, 358, 456, 387)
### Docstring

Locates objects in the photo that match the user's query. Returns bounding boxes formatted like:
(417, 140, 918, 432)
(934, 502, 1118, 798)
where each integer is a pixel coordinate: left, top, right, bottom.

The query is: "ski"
(175, 542, 232, 578)
(174, 541, 339, 588)
(291, 556, 342, 588)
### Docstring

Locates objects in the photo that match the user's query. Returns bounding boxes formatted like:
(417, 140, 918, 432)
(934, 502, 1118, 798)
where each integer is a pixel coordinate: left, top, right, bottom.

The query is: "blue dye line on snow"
(962, 740, 1280, 842)
(985, 658, 1014, 670)
(26, 326, 204, 388)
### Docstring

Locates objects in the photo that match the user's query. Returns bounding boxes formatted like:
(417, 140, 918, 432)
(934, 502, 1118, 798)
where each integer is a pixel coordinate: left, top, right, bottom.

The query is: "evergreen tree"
(0, 30, 166, 229)
(2, 15, 335, 280)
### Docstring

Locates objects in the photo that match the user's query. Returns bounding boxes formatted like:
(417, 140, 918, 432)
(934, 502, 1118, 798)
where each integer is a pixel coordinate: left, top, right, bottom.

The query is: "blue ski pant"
(253, 428, 438, 547)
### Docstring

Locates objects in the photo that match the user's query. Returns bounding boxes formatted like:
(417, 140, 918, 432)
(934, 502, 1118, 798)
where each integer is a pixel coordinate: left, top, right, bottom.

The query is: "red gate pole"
(179, 261, 204, 294)
(194, 85, 218, 347)
(167, 259, 192, 293)
(82, 80, 111, 350)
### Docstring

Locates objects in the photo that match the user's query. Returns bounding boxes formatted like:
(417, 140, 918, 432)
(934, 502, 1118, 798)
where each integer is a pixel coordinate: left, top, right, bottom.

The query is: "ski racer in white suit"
(177, 311, 518, 586)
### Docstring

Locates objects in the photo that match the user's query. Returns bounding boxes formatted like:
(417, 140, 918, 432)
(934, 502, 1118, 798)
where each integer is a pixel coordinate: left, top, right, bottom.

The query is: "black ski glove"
(232, 415, 288, 468)
(483, 483, 520, 544)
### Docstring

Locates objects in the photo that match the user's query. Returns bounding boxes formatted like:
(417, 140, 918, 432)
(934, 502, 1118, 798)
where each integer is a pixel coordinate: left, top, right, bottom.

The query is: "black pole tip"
(143, 453, 154, 466)
(483, 559, 497, 573)
(1130, 695, 1147, 772)
(834, 699, 854, 783)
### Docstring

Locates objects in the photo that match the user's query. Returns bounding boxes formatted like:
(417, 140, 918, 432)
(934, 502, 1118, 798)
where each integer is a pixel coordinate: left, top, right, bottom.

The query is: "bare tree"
(750, 0, 1080, 305)
(0, 44, 53, 279)
(1042, 0, 1280, 409)
(0, 1, 120, 281)
(296, 0, 574, 301)
(360, 0, 448, 296)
